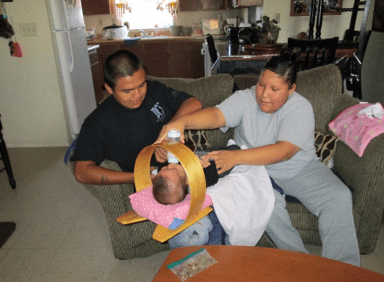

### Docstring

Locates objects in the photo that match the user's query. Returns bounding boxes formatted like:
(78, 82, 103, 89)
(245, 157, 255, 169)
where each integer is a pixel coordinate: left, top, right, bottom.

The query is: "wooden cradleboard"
(116, 142, 213, 243)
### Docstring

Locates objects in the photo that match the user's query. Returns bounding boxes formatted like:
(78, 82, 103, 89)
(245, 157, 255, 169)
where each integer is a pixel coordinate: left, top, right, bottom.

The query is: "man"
(71, 50, 202, 185)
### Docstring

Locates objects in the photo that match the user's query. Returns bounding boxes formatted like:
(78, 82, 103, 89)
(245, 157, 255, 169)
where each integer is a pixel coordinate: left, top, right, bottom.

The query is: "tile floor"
(0, 147, 383, 281)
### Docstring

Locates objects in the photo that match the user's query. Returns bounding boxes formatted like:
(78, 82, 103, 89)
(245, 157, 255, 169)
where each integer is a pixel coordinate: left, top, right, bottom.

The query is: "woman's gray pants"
(265, 159, 360, 266)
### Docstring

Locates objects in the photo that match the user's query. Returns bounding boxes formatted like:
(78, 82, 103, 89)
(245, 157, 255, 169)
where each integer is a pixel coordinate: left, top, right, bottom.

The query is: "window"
(116, 0, 175, 29)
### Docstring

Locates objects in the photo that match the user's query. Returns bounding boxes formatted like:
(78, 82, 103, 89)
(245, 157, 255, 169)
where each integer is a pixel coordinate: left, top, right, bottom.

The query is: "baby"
(152, 145, 240, 205)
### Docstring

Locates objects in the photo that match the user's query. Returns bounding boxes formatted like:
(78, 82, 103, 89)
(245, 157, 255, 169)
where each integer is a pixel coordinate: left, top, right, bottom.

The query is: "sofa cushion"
(314, 131, 340, 168)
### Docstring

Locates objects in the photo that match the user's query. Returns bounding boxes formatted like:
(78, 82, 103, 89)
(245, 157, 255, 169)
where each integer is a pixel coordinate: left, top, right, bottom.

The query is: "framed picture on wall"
(291, 0, 343, 16)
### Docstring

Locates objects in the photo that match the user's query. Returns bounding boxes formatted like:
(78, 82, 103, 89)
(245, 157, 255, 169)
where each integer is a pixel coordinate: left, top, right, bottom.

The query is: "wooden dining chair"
(287, 37, 339, 70)
(0, 115, 16, 189)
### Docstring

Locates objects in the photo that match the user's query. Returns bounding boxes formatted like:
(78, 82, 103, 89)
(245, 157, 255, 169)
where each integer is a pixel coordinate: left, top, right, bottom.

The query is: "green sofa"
(70, 64, 384, 259)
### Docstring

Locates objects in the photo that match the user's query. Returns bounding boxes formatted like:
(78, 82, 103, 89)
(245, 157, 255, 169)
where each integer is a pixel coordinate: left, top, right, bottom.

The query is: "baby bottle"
(167, 130, 180, 163)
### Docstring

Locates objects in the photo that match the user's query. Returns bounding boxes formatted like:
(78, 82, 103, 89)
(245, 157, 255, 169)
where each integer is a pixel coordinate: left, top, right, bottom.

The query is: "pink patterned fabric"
(129, 186, 213, 228)
(328, 103, 384, 157)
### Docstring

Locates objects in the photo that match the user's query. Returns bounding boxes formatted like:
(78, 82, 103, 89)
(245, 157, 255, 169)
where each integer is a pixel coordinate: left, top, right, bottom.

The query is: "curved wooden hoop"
(134, 142, 207, 222)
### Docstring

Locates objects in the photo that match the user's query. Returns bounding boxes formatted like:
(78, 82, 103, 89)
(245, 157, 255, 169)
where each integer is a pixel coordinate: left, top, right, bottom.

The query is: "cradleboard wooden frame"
(116, 142, 213, 243)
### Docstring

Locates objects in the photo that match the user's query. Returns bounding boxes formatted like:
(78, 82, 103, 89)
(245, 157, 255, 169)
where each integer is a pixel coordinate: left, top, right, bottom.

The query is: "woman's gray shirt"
(217, 86, 317, 180)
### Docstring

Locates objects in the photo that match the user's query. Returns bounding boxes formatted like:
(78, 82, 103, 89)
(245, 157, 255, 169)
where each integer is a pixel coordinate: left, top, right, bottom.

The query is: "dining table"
(214, 41, 358, 75)
(153, 245, 384, 282)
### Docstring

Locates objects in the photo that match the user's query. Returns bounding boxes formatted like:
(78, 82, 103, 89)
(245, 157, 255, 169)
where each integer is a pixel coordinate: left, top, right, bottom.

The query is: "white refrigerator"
(46, 0, 96, 140)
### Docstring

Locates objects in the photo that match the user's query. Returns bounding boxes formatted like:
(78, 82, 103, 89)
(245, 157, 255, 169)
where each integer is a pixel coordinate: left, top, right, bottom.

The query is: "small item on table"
(167, 248, 218, 281)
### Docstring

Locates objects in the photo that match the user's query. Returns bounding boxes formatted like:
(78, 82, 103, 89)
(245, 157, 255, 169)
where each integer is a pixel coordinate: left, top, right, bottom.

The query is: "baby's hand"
(199, 155, 211, 168)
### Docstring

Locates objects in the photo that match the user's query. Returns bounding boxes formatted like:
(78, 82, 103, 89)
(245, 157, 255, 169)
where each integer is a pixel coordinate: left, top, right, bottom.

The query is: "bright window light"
(117, 0, 174, 29)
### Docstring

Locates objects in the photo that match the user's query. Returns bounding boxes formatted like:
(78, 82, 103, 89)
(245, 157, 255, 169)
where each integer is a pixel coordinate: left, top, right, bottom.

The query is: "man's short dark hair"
(103, 50, 145, 90)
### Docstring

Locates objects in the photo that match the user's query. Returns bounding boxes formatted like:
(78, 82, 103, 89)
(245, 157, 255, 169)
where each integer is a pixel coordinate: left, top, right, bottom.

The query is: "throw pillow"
(328, 103, 384, 157)
(184, 130, 211, 152)
(314, 131, 340, 168)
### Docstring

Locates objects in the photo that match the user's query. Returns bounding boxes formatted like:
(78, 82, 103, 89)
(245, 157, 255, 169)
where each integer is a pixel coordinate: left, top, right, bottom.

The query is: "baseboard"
(7, 142, 70, 148)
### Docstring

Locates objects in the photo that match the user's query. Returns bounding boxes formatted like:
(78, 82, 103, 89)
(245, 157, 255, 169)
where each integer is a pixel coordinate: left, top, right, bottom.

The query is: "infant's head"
(152, 163, 189, 205)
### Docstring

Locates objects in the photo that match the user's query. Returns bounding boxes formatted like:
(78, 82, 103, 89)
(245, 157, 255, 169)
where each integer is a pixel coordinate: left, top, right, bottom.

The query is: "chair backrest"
(343, 30, 360, 42)
(205, 34, 218, 64)
(204, 34, 220, 76)
(288, 37, 339, 70)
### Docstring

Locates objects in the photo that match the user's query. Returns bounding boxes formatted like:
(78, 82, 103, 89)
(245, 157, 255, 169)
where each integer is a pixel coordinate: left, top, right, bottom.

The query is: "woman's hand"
(199, 155, 212, 168)
(208, 150, 238, 175)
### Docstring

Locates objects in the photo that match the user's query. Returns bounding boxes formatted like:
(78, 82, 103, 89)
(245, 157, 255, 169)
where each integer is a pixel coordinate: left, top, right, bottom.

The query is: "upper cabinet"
(232, 0, 263, 8)
(82, 0, 116, 15)
(179, 0, 230, 11)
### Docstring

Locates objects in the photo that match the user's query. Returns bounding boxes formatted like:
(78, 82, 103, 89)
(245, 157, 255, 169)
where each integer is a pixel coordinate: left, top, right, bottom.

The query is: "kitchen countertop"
(87, 36, 208, 44)
(87, 38, 358, 62)
(217, 44, 285, 61)
(87, 44, 100, 51)
(217, 41, 359, 61)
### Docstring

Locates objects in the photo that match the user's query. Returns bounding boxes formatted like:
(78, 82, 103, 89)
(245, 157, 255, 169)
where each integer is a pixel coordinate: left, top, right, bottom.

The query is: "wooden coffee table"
(153, 246, 384, 281)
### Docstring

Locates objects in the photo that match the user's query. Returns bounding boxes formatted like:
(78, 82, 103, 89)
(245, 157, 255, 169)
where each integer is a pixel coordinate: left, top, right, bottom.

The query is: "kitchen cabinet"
(89, 39, 205, 100)
(82, 0, 115, 16)
(122, 42, 170, 78)
(168, 41, 204, 78)
(232, 0, 262, 8)
(179, 0, 230, 11)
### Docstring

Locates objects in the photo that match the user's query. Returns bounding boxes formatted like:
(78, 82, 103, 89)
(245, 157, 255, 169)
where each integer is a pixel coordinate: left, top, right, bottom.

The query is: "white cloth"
(358, 102, 384, 119)
(206, 141, 275, 246)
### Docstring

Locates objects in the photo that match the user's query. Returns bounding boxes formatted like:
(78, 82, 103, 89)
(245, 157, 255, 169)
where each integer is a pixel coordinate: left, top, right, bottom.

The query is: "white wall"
(263, 0, 375, 43)
(0, 0, 70, 148)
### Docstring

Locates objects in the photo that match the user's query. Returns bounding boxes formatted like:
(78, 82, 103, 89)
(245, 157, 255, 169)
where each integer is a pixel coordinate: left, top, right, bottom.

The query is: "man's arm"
(170, 97, 203, 121)
(74, 160, 134, 185)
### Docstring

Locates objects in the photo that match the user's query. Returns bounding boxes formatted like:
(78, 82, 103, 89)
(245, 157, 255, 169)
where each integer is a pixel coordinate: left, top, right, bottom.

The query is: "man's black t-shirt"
(71, 80, 192, 172)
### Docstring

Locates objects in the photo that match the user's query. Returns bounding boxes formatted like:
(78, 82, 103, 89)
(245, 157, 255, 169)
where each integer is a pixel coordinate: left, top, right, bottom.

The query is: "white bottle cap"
(167, 130, 180, 139)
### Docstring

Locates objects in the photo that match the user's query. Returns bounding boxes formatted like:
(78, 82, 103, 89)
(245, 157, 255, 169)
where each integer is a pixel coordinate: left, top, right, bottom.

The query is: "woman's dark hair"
(103, 50, 145, 90)
(262, 49, 301, 88)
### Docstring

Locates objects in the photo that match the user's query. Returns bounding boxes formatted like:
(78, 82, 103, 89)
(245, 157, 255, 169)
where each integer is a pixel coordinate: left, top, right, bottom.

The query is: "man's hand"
(207, 150, 238, 175)
(154, 147, 168, 163)
(150, 166, 158, 181)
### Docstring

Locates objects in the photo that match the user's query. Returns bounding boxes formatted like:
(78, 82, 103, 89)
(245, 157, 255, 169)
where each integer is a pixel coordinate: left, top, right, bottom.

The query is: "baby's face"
(158, 163, 188, 183)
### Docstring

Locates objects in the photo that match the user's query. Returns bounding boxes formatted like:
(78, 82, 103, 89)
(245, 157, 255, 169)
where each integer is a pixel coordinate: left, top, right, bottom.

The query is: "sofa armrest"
(69, 159, 169, 259)
(330, 95, 384, 253)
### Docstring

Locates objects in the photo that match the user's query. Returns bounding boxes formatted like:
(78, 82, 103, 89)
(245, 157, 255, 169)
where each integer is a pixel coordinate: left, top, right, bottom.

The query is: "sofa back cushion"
(149, 64, 342, 146)
(148, 74, 235, 147)
(295, 64, 343, 133)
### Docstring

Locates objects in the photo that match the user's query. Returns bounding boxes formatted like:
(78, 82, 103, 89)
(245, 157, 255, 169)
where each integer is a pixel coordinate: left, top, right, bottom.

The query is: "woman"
(156, 51, 360, 266)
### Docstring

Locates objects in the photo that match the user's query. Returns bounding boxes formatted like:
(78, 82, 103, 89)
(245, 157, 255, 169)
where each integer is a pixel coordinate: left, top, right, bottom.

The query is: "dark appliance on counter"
(227, 27, 259, 45)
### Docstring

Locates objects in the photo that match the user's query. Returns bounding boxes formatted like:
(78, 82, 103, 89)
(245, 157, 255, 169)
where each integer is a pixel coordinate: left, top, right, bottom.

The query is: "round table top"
(153, 246, 384, 282)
